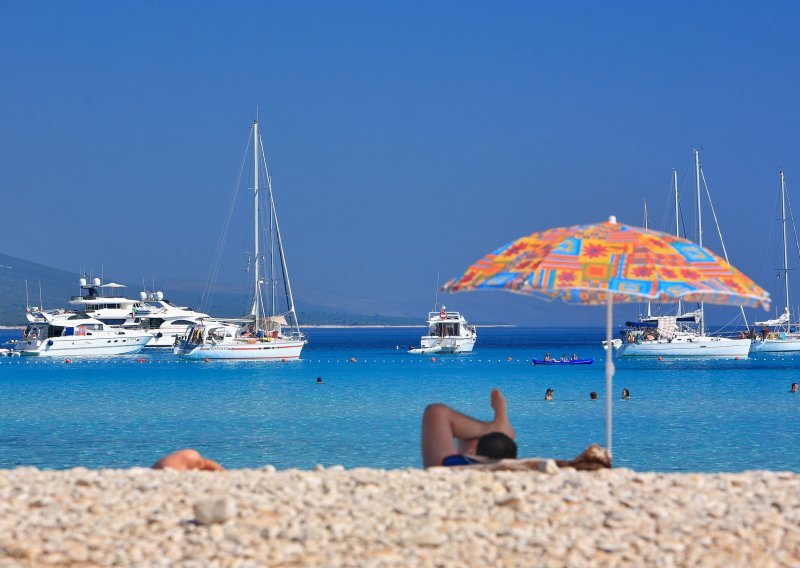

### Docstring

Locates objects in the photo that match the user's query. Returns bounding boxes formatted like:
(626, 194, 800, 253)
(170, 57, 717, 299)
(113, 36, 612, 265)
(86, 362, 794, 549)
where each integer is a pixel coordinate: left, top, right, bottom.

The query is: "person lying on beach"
(152, 449, 224, 471)
(421, 388, 517, 468)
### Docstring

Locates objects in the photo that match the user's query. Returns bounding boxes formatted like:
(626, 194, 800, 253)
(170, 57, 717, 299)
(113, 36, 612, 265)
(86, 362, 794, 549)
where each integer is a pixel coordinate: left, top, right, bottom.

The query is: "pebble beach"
(1, 464, 798, 567)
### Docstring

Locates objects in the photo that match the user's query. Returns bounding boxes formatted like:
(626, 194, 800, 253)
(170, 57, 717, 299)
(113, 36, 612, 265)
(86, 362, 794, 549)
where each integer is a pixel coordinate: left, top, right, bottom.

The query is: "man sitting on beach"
(421, 388, 517, 468)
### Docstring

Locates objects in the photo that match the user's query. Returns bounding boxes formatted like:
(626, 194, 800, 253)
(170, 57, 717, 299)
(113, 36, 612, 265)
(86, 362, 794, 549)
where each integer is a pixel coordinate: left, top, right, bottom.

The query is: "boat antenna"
(38, 281, 43, 310)
(25, 279, 29, 311)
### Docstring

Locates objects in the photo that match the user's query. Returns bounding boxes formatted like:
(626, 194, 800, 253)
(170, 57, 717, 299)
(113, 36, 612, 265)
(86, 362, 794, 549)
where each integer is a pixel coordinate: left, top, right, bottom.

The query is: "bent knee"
(423, 403, 449, 419)
(152, 448, 202, 470)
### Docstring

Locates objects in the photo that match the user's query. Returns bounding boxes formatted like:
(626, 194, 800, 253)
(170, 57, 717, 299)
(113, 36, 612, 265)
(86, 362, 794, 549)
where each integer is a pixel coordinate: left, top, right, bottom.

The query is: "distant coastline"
(300, 324, 515, 329)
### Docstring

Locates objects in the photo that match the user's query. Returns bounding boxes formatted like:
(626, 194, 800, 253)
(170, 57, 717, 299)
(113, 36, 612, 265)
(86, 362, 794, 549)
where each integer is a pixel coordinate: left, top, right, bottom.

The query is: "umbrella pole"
(605, 293, 614, 458)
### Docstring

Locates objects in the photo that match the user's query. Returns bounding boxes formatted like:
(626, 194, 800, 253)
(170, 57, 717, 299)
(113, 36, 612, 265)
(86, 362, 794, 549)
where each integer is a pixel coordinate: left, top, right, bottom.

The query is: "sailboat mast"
(695, 149, 704, 336)
(252, 120, 260, 321)
(673, 169, 682, 317)
(781, 170, 790, 317)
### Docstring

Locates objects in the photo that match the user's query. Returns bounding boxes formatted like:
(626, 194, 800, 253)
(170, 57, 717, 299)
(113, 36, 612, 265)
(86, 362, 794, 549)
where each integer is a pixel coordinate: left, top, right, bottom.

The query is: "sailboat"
(174, 119, 307, 360)
(617, 151, 751, 358)
(750, 171, 800, 353)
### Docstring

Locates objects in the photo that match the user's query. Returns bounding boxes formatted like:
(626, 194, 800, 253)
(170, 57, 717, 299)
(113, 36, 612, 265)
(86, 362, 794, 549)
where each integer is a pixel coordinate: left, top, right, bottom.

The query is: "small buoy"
(507, 357, 513, 362)
(204, 358, 210, 363)
(658, 356, 663, 362)
(350, 357, 357, 363)
(65, 358, 71, 364)
(735, 356, 740, 361)
(430, 357, 436, 362)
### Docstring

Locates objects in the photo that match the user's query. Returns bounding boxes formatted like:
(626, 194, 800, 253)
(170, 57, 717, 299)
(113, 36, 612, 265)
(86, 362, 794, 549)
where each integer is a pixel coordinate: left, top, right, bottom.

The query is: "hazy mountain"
(0, 252, 419, 326)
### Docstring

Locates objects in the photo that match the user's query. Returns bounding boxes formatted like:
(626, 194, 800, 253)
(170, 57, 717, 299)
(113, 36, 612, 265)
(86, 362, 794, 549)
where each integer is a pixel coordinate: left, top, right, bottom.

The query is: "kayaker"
(571, 354, 578, 361)
(543, 353, 551, 362)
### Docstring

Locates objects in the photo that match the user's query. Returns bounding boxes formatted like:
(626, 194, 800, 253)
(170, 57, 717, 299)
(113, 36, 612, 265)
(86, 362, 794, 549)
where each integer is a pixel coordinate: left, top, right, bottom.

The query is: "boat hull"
(750, 337, 800, 353)
(617, 337, 751, 358)
(174, 339, 305, 360)
(14, 334, 151, 357)
(419, 336, 476, 354)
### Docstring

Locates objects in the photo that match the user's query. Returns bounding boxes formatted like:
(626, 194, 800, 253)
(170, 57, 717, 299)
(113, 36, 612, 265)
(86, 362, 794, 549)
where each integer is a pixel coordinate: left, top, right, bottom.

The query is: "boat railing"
(427, 311, 464, 321)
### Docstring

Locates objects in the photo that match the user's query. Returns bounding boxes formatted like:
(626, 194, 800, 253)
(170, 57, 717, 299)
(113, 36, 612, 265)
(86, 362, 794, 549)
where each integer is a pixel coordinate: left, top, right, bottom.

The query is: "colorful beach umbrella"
(444, 216, 770, 456)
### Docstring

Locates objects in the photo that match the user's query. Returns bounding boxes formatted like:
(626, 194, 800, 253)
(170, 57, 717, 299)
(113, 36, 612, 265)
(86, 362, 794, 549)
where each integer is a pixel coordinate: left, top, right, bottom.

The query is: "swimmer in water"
(621, 388, 630, 400)
(589, 391, 598, 400)
(317, 376, 324, 384)
(791, 383, 798, 393)
(545, 388, 555, 401)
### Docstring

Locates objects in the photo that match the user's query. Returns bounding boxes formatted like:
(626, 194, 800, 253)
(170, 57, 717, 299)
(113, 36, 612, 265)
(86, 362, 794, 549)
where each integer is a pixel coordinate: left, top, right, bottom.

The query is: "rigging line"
(259, 134, 301, 332)
(700, 167, 748, 330)
(785, 179, 800, 267)
(200, 127, 252, 313)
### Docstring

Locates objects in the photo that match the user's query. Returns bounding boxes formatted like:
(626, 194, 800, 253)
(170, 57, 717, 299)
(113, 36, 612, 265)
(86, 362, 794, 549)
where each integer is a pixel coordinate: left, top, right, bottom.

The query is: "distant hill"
(0, 252, 418, 326)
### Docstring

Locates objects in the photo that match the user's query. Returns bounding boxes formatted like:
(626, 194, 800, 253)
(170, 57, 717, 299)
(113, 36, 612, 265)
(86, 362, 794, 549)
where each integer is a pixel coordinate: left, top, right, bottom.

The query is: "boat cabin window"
(172, 320, 195, 326)
(47, 325, 65, 338)
(432, 323, 460, 336)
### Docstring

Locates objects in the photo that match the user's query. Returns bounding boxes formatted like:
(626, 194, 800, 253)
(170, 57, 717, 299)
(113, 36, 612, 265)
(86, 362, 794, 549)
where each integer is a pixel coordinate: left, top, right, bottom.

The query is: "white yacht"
(14, 311, 151, 356)
(750, 171, 800, 353)
(122, 290, 210, 347)
(28, 277, 210, 347)
(409, 307, 476, 354)
(616, 151, 750, 358)
(174, 118, 306, 360)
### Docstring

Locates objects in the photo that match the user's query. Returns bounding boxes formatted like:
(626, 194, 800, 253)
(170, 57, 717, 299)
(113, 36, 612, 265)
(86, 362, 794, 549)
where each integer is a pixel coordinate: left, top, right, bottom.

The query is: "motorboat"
(122, 290, 210, 347)
(13, 311, 151, 356)
(174, 118, 306, 360)
(28, 277, 209, 347)
(409, 306, 476, 354)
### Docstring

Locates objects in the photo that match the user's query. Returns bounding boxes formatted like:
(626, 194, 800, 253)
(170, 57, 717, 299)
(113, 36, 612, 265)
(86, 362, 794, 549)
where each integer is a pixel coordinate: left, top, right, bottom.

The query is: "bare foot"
(490, 388, 515, 439)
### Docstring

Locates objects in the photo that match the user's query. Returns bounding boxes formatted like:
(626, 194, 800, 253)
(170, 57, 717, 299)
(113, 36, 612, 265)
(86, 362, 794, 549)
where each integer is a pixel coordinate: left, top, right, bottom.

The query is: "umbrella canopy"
(444, 216, 770, 458)
(445, 218, 769, 308)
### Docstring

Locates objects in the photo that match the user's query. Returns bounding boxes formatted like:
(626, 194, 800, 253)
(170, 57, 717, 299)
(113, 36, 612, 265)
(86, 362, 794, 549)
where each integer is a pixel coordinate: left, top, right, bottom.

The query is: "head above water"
(475, 432, 518, 460)
(590, 391, 598, 400)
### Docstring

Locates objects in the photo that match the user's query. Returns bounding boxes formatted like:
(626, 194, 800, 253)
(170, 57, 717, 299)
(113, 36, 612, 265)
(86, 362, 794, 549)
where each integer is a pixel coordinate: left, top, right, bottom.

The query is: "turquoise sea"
(1, 327, 798, 472)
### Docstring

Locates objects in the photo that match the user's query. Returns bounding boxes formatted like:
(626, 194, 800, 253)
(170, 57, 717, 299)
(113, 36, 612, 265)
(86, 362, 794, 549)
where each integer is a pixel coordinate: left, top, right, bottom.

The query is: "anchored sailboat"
(174, 119, 307, 360)
(617, 150, 751, 358)
(750, 170, 800, 353)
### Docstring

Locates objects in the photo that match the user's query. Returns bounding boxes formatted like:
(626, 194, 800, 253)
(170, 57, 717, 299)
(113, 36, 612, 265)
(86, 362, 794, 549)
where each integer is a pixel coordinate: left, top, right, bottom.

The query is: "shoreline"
(0, 465, 797, 565)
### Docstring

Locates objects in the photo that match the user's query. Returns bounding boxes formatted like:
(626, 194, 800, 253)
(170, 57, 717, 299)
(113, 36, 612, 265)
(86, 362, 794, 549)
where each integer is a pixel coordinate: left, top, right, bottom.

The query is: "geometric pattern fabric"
(444, 220, 770, 309)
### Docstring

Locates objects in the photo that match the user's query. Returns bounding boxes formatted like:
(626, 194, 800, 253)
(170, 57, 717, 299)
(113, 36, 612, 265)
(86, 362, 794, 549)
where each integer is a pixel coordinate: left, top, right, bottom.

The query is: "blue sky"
(1, 1, 799, 324)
